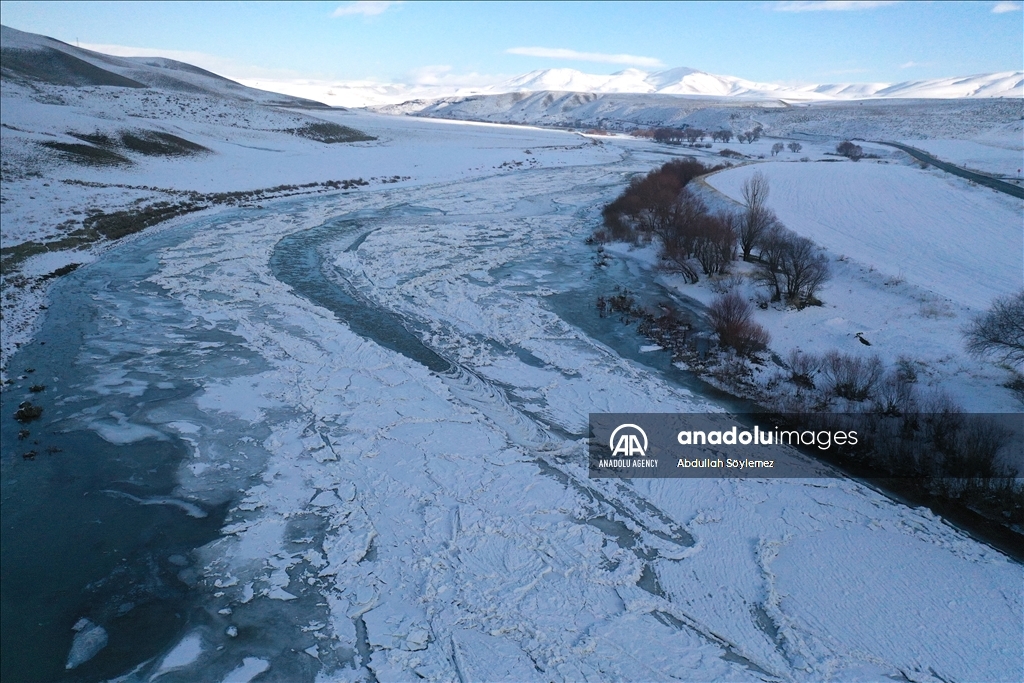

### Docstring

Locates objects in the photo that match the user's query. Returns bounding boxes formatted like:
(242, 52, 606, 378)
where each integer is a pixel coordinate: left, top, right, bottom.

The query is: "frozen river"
(2, 138, 1021, 682)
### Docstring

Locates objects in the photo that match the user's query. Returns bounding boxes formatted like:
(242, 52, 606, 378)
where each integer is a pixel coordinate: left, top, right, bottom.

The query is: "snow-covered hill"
(0, 25, 328, 107)
(378, 90, 1023, 148)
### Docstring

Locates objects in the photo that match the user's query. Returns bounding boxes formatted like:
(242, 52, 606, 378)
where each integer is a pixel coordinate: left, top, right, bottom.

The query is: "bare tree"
(778, 235, 831, 306)
(787, 142, 802, 153)
(752, 222, 788, 300)
(742, 170, 769, 213)
(691, 212, 737, 276)
(657, 188, 706, 283)
(739, 170, 773, 261)
(754, 225, 831, 306)
(708, 292, 770, 356)
(964, 291, 1024, 366)
(771, 142, 784, 156)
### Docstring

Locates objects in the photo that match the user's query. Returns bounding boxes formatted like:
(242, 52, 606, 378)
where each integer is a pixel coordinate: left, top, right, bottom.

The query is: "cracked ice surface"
(77, 128, 1020, 681)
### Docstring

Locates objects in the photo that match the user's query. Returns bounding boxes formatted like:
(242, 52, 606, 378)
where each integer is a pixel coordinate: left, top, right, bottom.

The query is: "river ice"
(8, 116, 1021, 681)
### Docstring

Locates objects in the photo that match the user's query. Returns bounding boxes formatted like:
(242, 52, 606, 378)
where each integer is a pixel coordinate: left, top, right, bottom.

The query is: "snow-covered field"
(700, 157, 1023, 413)
(2, 28, 1023, 683)
(706, 160, 1022, 311)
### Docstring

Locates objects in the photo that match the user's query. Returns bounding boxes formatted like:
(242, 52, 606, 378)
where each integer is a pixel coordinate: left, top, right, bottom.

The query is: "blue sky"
(1, 1, 1021, 86)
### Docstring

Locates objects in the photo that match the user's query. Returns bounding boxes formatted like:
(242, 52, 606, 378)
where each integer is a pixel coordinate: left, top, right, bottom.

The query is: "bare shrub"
(820, 351, 883, 401)
(873, 368, 918, 416)
(894, 356, 918, 383)
(709, 274, 743, 294)
(708, 292, 770, 356)
(600, 158, 726, 249)
(786, 349, 821, 389)
(787, 142, 802, 153)
(963, 290, 1024, 366)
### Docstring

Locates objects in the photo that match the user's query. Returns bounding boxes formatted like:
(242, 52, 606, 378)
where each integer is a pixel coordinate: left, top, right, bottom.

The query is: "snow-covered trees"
(771, 142, 784, 156)
(787, 142, 802, 153)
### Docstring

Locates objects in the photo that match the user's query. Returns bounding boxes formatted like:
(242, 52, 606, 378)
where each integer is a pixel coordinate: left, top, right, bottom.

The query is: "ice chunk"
(65, 618, 108, 670)
(221, 657, 269, 683)
(153, 632, 203, 676)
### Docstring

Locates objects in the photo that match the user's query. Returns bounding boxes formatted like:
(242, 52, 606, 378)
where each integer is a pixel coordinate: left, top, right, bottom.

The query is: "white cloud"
(899, 60, 934, 69)
(406, 65, 506, 88)
(991, 2, 1022, 13)
(774, 1, 900, 11)
(331, 1, 401, 17)
(506, 47, 664, 68)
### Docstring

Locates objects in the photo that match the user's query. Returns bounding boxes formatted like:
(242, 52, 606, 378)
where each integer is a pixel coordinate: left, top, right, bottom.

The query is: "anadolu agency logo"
(609, 424, 648, 457)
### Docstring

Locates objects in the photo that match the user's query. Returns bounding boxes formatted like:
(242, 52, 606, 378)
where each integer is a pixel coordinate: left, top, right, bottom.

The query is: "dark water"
(270, 211, 452, 375)
(0, 223, 234, 682)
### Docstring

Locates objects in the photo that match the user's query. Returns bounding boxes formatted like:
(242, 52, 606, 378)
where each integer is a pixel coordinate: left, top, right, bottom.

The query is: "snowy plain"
(2, 28, 1023, 683)
(699, 155, 1023, 413)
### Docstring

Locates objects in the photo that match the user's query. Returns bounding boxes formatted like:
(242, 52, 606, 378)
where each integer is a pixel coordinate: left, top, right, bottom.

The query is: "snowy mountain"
(253, 65, 1023, 108)
(296, 66, 1023, 108)
(492, 66, 1023, 101)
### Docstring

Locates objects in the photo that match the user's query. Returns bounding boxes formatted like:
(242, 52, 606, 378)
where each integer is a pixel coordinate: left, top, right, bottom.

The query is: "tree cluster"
(736, 125, 763, 144)
(770, 358, 1022, 522)
(836, 140, 863, 160)
(599, 159, 736, 282)
(753, 224, 832, 308)
(631, 128, 734, 145)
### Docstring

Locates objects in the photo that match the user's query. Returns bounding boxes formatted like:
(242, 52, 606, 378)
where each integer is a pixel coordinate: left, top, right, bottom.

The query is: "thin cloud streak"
(331, 1, 401, 18)
(899, 60, 935, 69)
(506, 47, 664, 68)
(774, 1, 900, 11)
(991, 2, 1022, 13)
